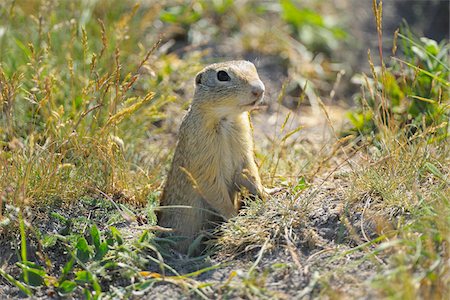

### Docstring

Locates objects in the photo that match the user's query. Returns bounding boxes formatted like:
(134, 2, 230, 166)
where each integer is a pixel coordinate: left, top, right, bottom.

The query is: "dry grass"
(216, 192, 311, 257)
(0, 0, 449, 298)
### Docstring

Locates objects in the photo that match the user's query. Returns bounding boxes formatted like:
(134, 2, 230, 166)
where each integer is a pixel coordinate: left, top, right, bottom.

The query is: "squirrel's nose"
(251, 81, 265, 98)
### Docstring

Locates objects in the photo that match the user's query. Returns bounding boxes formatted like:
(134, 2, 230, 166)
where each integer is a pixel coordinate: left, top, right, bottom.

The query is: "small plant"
(280, 0, 346, 54)
(343, 2, 450, 298)
(347, 25, 449, 141)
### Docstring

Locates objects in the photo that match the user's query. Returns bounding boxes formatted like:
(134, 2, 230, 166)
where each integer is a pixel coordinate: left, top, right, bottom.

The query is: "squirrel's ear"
(195, 72, 203, 85)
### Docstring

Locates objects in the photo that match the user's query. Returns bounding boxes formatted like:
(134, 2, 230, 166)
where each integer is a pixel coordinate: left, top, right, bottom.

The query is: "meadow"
(0, 0, 448, 299)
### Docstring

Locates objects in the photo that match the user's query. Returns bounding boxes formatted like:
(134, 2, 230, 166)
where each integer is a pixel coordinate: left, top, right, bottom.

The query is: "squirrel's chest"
(215, 118, 251, 176)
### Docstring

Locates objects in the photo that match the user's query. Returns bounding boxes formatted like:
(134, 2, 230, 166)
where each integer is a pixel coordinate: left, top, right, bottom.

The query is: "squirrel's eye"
(217, 70, 231, 82)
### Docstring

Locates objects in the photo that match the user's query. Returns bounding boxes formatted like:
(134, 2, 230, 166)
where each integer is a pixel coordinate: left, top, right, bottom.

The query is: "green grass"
(340, 2, 449, 297)
(0, 0, 167, 208)
(1, 0, 449, 298)
(345, 136, 449, 298)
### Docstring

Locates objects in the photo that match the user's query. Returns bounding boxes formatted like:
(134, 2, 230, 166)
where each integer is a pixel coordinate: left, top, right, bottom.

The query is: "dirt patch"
(129, 178, 381, 299)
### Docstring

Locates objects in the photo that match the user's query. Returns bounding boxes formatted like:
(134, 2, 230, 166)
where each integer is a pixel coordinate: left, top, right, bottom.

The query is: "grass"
(345, 136, 449, 298)
(338, 2, 449, 297)
(0, 1, 165, 208)
(1, 0, 449, 299)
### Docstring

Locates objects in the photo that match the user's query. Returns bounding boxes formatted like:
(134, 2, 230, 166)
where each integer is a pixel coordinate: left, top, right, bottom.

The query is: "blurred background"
(2, 0, 448, 108)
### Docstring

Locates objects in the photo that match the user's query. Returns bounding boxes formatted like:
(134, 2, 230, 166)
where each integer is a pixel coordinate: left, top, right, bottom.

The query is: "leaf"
(50, 212, 68, 224)
(42, 234, 58, 248)
(138, 230, 150, 243)
(83, 287, 93, 300)
(18, 262, 45, 287)
(159, 6, 201, 25)
(18, 211, 27, 265)
(187, 234, 205, 257)
(90, 225, 101, 250)
(139, 271, 160, 278)
(392, 57, 450, 87)
(92, 277, 102, 295)
(411, 45, 426, 61)
(109, 226, 123, 245)
(424, 162, 446, 182)
(420, 37, 439, 56)
(58, 280, 77, 294)
(411, 95, 436, 104)
(397, 33, 449, 72)
(14, 38, 31, 58)
(60, 257, 75, 282)
(174, 263, 223, 279)
(44, 275, 58, 287)
(18, 262, 46, 276)
(76, 237, 91, 263)
(134, 279, 156, 293)
(294, 177, 309, 193)
(94, 242, 108, 260)
(0, 268, 32, 296)
(280, 0, 324, 27)
(74, 95, 83, 109)
(383, 72, 404, 106)
(75, 270, 93, 284)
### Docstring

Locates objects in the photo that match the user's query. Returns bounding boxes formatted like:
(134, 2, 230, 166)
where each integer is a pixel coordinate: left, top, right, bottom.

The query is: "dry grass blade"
(248, 237, 270, 275)
(102, 92, 155, 132)
(284, 227, 303, 272)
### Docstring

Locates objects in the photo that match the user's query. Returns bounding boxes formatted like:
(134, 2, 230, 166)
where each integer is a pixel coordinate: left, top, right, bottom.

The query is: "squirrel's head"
(192, 60, 265, 117)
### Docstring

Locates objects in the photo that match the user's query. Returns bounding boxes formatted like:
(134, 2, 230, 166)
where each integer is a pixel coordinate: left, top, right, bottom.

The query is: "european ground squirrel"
(158, 60, 266, 253)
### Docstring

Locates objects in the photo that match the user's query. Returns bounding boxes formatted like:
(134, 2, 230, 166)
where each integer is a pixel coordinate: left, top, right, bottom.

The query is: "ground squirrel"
(157, 60, 266, 253)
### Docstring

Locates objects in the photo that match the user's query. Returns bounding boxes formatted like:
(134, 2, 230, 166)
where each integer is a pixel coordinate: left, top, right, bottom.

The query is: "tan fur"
(157, 61, 266, 253)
